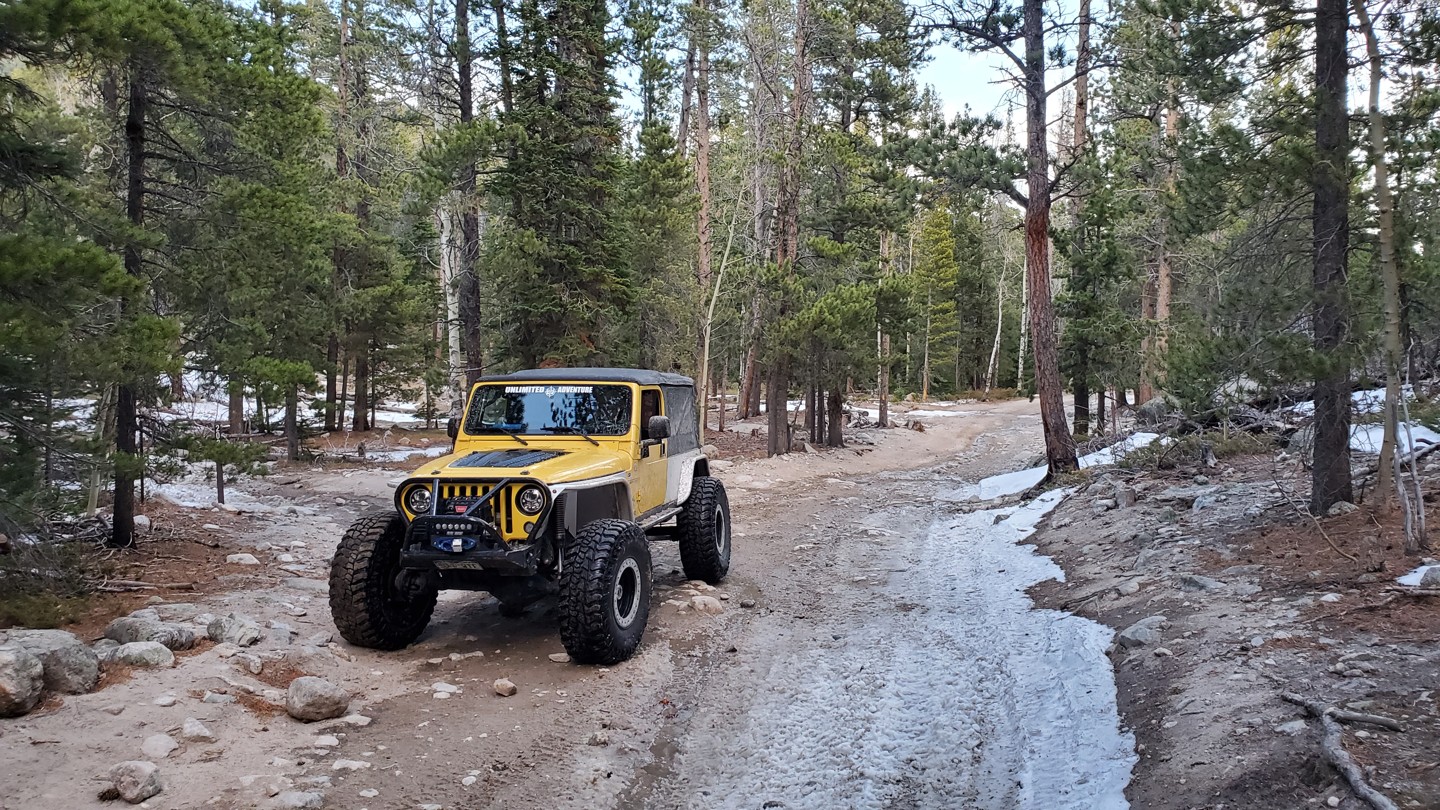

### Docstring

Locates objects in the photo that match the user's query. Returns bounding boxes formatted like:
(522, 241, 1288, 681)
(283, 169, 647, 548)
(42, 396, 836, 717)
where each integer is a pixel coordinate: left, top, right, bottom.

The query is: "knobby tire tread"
(329, 510, 436, 650)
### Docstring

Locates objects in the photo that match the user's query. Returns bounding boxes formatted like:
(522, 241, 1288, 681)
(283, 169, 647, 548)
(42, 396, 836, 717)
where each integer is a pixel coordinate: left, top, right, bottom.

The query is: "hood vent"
(449, 449, 566, 469)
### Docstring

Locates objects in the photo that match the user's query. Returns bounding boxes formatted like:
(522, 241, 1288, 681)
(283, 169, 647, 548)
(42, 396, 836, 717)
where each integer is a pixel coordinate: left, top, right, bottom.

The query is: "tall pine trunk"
(111, 64, 148, 549)
(1022, 0, 1077, 472)
(353, 349, 370, 432)
(457, 0, 484, 385)
(1309, 0, 1352, 514)
(1070, 0, 1092, 434)
(285, 385, 301, 461)
(693, 0, 713, 439)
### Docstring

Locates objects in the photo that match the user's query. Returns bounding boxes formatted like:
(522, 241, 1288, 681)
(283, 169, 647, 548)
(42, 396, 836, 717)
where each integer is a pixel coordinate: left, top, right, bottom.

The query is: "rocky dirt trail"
(1, 398, 1144, 810)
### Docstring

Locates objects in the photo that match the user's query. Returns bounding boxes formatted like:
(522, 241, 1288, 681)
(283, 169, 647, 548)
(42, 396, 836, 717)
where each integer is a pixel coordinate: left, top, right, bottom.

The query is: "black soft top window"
(464, 384, 633, 437)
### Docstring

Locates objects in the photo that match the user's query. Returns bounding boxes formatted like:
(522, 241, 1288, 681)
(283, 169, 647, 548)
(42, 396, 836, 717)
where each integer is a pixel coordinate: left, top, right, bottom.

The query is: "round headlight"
(516, 485, 546, 515)
(404, 485, 433, 515)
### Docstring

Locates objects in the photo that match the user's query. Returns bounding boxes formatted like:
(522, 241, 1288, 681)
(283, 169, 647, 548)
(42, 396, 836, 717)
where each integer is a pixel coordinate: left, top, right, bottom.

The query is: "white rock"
(153, 694, 178, 707)
(690, 595, 725, 615)
(548, 653, 571, 663)
(133, 515, 153, 532)
(208, 614, 263, 647)
(1274, 719, 1308, 735)
(109, 760, 163, 803)
(462, 775, 477, 786)
(273, 791, 323, 809)
(340, 714, 372, 727)
(141, 734, 178, 759)
(359, 788, 379, 798)
(1117, 616, 1168, 649)
(432, 692, 451, 700)
(181, 718, 216, 743)
(331, 759, 371, 771)
(493, 678, 518, 697)
(287, 676, 351, 722)
(105, 641, 175, 668)
(313, 734, 340, 747)
(587, 730, 609, 746)
(6, 629, 99, 694)
(432, 682, 460, 693)
(226, 553, 261, 565)
(202, 523, 222, 531)
(1320, 593, 1342, 603)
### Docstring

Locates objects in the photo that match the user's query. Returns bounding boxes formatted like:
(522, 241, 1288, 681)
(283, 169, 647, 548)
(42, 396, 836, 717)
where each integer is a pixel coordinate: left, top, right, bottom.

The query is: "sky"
(918, 43, 1020, 122)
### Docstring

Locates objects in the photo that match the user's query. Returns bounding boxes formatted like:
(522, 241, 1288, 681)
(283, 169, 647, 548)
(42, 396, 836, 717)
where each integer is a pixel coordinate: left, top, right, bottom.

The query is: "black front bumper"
(401, 513, 540, 574)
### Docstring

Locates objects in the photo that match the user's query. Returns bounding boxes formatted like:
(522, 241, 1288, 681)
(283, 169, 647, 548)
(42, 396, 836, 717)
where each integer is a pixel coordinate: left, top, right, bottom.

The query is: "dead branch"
(1271, 468, 1358, 562)
(1280, 692, 1406, 732)
(1302, 594, 1398, 624)
(1281, 693, 1401, 810)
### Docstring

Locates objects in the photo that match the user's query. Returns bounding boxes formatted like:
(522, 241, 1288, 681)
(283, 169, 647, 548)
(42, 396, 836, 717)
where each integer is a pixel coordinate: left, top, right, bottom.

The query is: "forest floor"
(2, 397, 1438, 809)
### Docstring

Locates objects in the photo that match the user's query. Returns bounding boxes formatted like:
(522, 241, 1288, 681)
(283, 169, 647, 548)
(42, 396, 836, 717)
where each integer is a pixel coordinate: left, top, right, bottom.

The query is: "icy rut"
(669, 490, 1135, 810)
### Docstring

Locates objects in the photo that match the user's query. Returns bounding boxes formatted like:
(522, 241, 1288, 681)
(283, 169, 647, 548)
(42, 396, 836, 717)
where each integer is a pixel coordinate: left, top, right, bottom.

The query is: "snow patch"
(1289, 385, 1413, 417)
(1348, 423, 1440, 455)
(949, 433, 1164, 501)
(665, 489, 1135, 808)
(1396, 564, 1439, 587)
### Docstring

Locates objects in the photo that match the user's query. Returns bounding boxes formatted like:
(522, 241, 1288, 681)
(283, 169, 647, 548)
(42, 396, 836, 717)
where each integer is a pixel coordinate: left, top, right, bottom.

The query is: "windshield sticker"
(504, 385, 594, 396)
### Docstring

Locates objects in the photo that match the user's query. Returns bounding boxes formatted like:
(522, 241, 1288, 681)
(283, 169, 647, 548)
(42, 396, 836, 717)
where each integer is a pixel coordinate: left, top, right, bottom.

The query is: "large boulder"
(7, 629, 100, 694)
(1135, 397, 1172, 425)
(104, 616, 197, 651)
(0, 646, 46, 717)
(103, 641, 175, 668)
(285, 676, 350, 722)
(109, 761, 163, 804)
(207, 613, 263, 647)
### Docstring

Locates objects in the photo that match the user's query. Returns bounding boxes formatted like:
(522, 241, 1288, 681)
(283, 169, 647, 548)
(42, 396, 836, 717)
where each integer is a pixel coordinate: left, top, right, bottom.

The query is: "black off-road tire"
(558, 519, 652, 665)
(677, 476, 731, 584)
(329, 511, 436, 650)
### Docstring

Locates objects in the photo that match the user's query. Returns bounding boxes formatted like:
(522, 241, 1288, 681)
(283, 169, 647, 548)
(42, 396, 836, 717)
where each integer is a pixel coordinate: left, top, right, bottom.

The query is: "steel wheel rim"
(614, 557, 642, 628)
(714, 506, 728, 555)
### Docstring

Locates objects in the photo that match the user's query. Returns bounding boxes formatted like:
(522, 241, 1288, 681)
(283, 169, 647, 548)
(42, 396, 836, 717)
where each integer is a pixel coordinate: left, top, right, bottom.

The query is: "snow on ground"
(1349, 423, 1440, 455)
(946, 433, 1164, 502)
(360, 444, 452, 462)
(668, 489, 1135, 809)
(1396, 564, 1440, 587)
(1289, 385, 1413, 416)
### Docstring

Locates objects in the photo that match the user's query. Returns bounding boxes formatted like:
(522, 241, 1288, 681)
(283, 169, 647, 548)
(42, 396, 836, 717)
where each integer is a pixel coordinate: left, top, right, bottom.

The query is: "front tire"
(558, 519, 651, 665)
(329, 511, 436, 650)
(677, 477, 731, 584)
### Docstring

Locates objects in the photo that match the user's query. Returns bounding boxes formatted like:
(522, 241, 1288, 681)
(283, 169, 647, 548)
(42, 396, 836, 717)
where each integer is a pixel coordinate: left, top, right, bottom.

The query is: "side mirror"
(446, 417, 459, 440)
(647, 415, 671, 440)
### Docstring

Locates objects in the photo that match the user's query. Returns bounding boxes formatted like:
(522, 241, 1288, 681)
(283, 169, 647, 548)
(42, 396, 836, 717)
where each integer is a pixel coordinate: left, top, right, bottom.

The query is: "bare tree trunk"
(1070, 0, 1092, 433)
(826, 389, 844, 447)
(1354, 0, 1401, 516)
(228, 387, 245, 435)
(693, 1, 713, 437)
(985, 264, 1004, 396)
(325, 334, 339, 430)
(1022, 0, 1078, 472)
(456, 0, 484, 385)
(215, 459, 225, 505)
(353, 349, 371, 433)
(1017, 260, 1028, 391)
(1310, 0, 1352, 514)
(338, 354, 349, 430)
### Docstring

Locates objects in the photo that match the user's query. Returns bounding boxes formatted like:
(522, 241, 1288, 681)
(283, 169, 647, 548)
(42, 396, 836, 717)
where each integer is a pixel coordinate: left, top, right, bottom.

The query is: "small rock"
(1319, 593, 1342, 603)
(208, 614, 264, 647)
(1114, 486, 1138, 508)
(1116, 579, 1142, 596)
(1177, 574, 1227, 592)
(133, 515, 153, 532)
(1326, 501, 1358, 517)
(313, 734, 340, 747)
(359, 789, 379, 798)
(340, 714, 372, 727)
(226, 553, 261, 565)
(690, 595, 725, 615)
(1153, 648, 1174, 657)
(1093, 498, 1118, 512)
(273, 791, 324, 809)
(287, 676, 351, 722)
(432, 681, 459, 693)
(1327, 798, 1341, 808)
(587, 730, 610, 746)
(1274, 719, 1308, 735)
(1117, 616, 1168, 650)
(1192, 475, 1210, 485)
(493, 678, 518, 697)
(104, 641, 175, 668)
(102, 704, 126, 715)
(202, 691, 236, 704)
(462, 775, 477, 786)
(181, 718, 216, 743)
(331, 759, 370, 771)
(141, 734, 178, 759)
(548, 653, 571, 664)
(153, 694, 178, 707)
(1419, 567, 1440, 588)
(303, 631, 333, 647)
(740, 599, 757, 609)
(109, 760, 163, 804)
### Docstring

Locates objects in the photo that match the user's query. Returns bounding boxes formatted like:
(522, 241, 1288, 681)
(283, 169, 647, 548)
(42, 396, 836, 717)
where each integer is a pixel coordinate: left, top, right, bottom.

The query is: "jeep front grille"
(437, 482, 520, 539)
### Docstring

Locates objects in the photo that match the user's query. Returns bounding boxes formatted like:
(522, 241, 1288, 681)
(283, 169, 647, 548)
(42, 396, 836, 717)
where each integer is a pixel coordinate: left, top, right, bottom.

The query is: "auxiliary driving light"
(516, 485, 546, 515)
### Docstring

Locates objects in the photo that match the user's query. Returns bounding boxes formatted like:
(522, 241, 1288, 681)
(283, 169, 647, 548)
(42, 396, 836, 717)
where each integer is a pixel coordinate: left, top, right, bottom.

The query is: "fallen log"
(1280, 692, 1402, 810)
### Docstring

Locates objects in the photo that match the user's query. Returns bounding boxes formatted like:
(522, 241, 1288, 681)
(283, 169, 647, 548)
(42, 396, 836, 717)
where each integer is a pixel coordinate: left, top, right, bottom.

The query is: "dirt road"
(0, 397, 1135, 809)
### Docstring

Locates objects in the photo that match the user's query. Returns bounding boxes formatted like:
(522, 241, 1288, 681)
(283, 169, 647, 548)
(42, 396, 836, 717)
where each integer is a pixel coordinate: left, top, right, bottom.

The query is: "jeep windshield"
(463, 384, 632, 438)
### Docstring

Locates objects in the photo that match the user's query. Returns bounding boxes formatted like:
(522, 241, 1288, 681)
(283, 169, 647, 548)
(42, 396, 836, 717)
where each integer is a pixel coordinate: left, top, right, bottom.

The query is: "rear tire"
(677, 477, 731, 584)
(558, 519, 651, 665)
(329, 511, 436, 650)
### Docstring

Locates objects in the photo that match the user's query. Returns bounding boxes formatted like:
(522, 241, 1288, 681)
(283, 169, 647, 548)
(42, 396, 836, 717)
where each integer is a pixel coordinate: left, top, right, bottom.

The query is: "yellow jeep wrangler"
(328, 368, 731, 664)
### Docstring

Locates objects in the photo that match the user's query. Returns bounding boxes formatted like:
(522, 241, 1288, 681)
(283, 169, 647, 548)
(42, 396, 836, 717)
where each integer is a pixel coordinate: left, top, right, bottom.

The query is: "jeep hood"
(414, 445, 630, 483)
